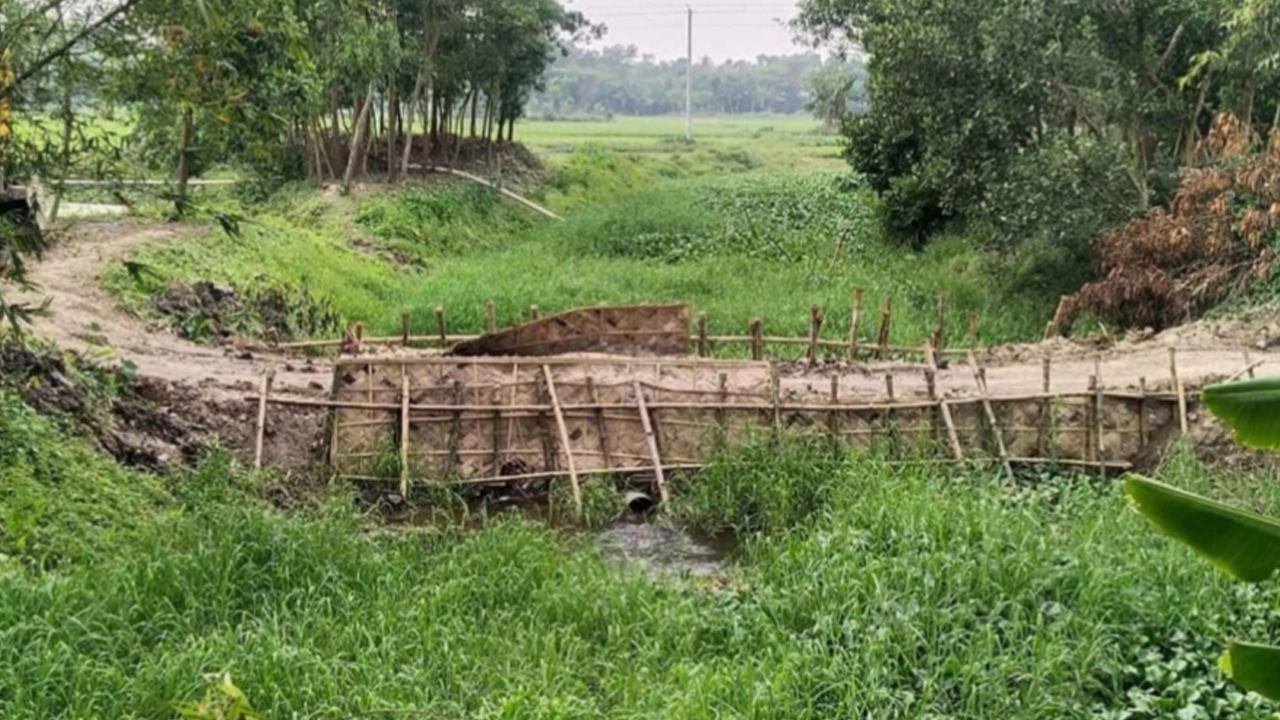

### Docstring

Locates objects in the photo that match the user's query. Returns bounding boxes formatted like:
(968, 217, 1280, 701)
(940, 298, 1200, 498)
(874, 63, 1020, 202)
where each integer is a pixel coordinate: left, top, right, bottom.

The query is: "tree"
(806, 64, 858, 128)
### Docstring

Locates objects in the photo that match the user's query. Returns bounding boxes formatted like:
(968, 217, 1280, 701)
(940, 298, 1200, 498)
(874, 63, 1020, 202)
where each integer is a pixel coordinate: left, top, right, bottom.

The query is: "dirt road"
(16, 221, 1280, 409)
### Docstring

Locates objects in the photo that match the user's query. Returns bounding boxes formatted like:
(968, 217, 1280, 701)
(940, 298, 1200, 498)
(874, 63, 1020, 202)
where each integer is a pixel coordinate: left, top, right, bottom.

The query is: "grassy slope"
(102, 118, 1051, 345)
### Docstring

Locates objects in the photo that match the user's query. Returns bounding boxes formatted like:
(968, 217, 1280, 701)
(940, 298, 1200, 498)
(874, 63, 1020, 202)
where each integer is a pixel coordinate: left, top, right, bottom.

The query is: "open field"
(516, 115, 846, 171)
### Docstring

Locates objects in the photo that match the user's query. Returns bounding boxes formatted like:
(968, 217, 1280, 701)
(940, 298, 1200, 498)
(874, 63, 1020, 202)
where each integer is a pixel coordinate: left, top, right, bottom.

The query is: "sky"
(563, 1, 810, 62)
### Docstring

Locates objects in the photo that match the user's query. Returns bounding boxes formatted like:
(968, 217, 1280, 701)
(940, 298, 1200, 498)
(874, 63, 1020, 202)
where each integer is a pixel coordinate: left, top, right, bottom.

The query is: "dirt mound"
(152, 279, 343, 344)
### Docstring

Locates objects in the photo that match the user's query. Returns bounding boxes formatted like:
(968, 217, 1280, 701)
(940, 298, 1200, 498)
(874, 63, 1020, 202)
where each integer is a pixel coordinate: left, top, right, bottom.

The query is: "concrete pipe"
(623, 491, 655, 513)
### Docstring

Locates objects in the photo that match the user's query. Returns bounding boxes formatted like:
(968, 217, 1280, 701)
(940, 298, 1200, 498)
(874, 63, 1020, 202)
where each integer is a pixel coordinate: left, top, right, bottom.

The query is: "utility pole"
(685, 5, 693, 143)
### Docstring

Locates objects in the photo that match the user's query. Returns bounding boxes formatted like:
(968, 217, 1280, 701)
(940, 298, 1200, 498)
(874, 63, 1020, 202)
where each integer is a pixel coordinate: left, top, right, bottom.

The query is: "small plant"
(1126, 376, 1280, 700)
(177, 673, 260, 720)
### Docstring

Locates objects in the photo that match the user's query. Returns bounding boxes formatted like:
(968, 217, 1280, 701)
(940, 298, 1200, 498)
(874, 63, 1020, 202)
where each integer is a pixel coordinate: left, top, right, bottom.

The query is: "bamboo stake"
(926, 343, 965, 461)
(716, 372, 729, 433)
(543, 365, 582, 513)
(1138, 377, 1148, 449)
(827, 375, 841, 445)
(253, 371, 275, 469)
(587, 376, 612, 469)
(1094, 365, 1106, 481)
(327, 364, 344, 471)
(435, 305, 446, 347)
(849, 289, 864, 360)
(697, 312, 708, 358)
(883, 373, 896, 438)
(400, 310, 410, 346)
(967, 351, 1014, 481)
(1038, 356, 1051, 457)
(967, 311, 978, 351)
(924, 368, 940, 445)
(807, 304, 823, 368)
(770, 361, 782, 434)
(535, 373, 557, 473)
(633, 380, 670, 506)
(1086, 376, 1098, 464)
(399, 374, 410, 495)
(876, 297, 892, 360)
(447, 381, 464, 473)
(529, 305, 540, 321)
(490, 406, 502, 476)
(1170, 347, 1188, 435)
(749, 317, 763, 361)
(933, 291, 947, 352)
(484, 300, 496, 334)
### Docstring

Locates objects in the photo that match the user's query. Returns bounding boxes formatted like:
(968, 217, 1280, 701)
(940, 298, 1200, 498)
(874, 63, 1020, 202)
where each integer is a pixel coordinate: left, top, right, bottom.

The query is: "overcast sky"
(564, 1, 810, 62)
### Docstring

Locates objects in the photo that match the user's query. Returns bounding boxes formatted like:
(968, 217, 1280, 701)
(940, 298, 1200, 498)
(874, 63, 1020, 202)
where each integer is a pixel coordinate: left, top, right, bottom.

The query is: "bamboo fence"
(250, 349, 1202, 513)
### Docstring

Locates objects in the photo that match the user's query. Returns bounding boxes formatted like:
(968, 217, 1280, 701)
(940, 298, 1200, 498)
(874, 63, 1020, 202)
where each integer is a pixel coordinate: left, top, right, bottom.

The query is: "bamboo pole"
(697, 312, 708, 358)
(587, 376, 612, 469)
(535, 372, 557, 474)
(485, 300, 496, 334)
(924, 367, 940, 445)
(883, 373, 896, 437)
(1245, 348, 1256, 379)
(807, 304, 823, 368)
(435, 305, 446, 347)
(1138, 377, 1148, 449)
(447, 381, 464, 473)
(490, 406, 502, 476)
(967, 351, 1014, 481)
(749, 317, 763, 361)
(1086, 375, 1098, 463)
(1038, 356, 1051, 457)
(401, 310, 410, 346)
(529, 305, 540, 320)
(399, 374, 410, 495)
(828, 375, 840, 444)
(770, 361, 781, 434)
(1094, 370, 1107, 481)
(876, 296, 892, 360)
(933, 291, 947, 352)
(849, 289, 864, 360)
(1170, 347, 1188, 435)
(926, 343, 965, 461)
(716, 373, 729, 432)
(253, 371, 275, 469)
(967, 311, 978, 351)
(633, 381, 670, 506)
(543, 365, 582, 514)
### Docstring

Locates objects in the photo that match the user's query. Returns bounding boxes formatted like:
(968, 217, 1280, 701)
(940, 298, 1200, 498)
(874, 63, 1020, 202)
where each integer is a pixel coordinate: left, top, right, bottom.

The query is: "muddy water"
(595, 518, 737, 579)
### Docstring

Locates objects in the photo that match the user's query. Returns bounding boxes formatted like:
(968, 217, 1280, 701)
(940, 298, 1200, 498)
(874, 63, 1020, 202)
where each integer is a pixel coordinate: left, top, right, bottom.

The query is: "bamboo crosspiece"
(542, 365, 582, 513)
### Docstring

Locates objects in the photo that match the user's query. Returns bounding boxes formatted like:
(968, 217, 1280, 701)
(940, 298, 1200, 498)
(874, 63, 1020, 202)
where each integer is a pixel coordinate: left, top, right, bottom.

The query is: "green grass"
(3, 397, 1280, 719)
(516, 115, 845, 173)
(104, 170, 1049, 346)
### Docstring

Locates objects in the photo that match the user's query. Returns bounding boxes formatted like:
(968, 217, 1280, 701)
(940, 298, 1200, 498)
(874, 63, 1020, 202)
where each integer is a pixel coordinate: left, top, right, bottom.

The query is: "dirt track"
(17, 221, 1280, 411)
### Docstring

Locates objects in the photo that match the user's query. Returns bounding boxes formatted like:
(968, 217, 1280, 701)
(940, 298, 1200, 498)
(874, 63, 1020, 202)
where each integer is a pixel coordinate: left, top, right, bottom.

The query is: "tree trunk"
(175, 106, 194, 215)
(342, 85, 375, 194)
(399, 70, 426, 181)
(48, 76, 74, 224)
(386, 86, 399, 182)
(469, 89, 479, 138)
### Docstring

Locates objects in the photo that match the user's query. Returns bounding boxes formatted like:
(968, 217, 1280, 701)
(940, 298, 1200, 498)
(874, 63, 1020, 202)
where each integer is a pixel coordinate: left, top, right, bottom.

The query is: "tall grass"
(3, 402, 1278, 719)
(104, 169, 1050, 346)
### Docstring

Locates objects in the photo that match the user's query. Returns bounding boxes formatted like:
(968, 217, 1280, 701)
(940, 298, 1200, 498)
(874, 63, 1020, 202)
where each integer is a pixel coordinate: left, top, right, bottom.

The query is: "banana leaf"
(1222, 641, 1280, 701)
(1125, 476, 1280, 582)
(1203, 378, 1280, 450)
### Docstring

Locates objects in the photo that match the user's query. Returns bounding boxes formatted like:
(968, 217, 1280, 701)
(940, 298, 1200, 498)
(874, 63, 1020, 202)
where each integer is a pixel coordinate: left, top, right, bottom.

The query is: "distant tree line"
(528, 45, 865, 117)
